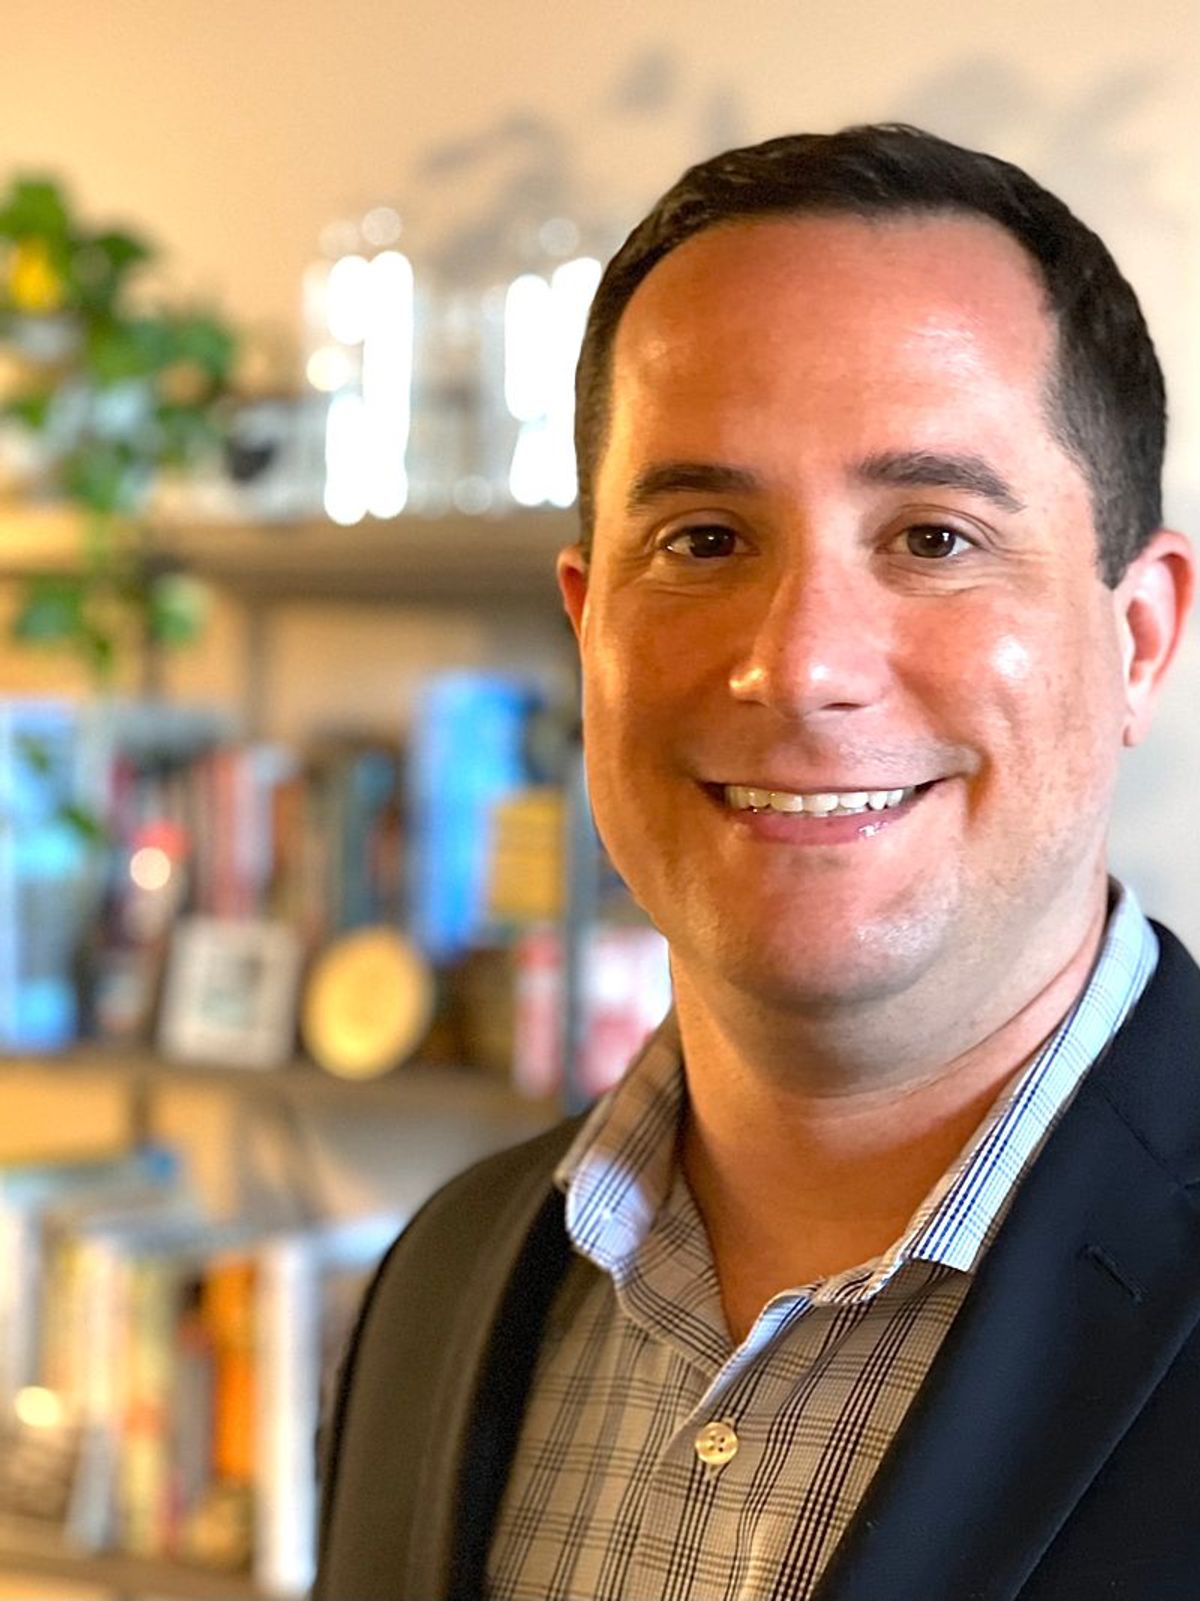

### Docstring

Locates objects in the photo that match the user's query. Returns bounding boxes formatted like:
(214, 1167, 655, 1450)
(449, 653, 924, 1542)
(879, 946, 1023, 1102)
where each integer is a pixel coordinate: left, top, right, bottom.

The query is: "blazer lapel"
(816, 929, 1200, 1601)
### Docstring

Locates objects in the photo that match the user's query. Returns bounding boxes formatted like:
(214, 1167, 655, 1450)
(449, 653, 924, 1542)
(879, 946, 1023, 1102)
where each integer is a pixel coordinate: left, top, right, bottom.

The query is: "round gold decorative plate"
(302, 927, 434, 1079)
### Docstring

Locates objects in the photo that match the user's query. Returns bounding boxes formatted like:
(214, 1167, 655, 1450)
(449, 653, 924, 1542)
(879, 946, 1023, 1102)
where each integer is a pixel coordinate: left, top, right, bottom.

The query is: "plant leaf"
(10, 575, 88, 642)
(1, 390, 55, 429)
(148, 572, 208, 646)
(85, 316, 174, 382)
(61, 439, 141, 513)
(71, 230, 154, 311)
(172, 314, 237, 380)
(56, 800, 109, 846)
(88, 229, 153, 275)
(0, 177, 72, 240)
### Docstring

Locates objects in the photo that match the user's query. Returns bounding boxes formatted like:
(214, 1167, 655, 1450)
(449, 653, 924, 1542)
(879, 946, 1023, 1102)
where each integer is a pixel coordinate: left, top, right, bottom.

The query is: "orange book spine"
(203, 1255, 257, 1485)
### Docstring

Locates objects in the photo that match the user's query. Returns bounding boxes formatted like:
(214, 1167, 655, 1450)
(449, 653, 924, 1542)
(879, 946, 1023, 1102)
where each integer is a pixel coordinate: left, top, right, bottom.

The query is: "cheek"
(989, 633, 1035, 686)
(584, 610, 714, 737)
(580, 641, 665, 779)
(972, 614, 1124, 798)
(980, 629, 1058, 759)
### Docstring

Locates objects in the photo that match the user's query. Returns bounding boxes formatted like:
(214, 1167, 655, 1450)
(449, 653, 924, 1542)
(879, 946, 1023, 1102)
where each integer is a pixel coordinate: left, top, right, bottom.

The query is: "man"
(314, 125, 1197, 1600)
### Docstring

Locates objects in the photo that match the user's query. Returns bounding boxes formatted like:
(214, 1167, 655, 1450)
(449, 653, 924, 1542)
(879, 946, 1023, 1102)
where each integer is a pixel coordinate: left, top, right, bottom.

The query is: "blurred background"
(0, 2, 1194, 1596)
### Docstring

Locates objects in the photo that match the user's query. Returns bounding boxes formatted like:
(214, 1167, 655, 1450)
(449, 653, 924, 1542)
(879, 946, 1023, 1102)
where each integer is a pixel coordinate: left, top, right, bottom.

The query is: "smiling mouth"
(717, 780, 939, 817)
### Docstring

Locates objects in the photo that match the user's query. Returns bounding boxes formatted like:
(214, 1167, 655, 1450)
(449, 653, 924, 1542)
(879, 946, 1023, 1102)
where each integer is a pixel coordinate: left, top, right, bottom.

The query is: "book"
(95, 731, 406, 962)
(408, 672, 539, 963)
(64, 1211, 265, 1563)
(0, 698, 93, 1051)
(10, 1187, 399, 1588)
(254, 1214, 400, 1596)
(0, 1143, 184, 1409)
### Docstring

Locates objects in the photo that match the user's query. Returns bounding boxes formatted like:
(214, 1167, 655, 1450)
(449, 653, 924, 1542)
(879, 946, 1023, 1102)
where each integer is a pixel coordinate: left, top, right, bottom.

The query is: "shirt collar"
(558, 881, 1159, 1291)
(902, 878, 1157, 1276)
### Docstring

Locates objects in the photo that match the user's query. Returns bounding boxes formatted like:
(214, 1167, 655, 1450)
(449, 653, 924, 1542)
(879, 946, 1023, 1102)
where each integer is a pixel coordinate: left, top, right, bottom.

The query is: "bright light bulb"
(129, 846, 171, 893)
(324, 391, 370, 525)
(509, 419, 552, 507)
(15, 1387, 64, 1429)
(306, 346, 355, 393)
(362, 207, 403, 248)
(504, 275, 552, 424)
(361, 250, 413, 518)
(327, 255, 371, 345)
(503, 256, 600, 506)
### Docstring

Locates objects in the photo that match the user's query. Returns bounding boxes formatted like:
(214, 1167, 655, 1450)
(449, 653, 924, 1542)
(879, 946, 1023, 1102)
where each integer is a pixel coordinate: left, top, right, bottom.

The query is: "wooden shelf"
(0, 1518, 290, 1599)
(0, 1045, 557, 1129)
(0, 505, 576, 607)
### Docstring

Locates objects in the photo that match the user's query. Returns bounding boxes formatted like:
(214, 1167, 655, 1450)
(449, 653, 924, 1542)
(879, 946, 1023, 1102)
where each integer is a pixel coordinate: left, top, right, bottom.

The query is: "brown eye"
(665, 525, 741, 559)
(904, 525, 969, 559)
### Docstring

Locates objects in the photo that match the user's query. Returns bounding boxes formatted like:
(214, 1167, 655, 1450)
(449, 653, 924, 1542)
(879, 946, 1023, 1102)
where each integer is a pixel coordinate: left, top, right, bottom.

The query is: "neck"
(675, 885, 1110, 1341)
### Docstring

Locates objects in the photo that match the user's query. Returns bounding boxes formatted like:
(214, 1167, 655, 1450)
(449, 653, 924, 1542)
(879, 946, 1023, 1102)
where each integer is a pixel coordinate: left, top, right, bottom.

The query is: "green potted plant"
(0, 175, 241, 686)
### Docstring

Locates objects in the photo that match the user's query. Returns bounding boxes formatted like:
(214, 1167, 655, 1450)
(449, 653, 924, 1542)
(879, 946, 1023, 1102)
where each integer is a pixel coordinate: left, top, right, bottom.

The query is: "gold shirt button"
(694, 1419, 739, 1466)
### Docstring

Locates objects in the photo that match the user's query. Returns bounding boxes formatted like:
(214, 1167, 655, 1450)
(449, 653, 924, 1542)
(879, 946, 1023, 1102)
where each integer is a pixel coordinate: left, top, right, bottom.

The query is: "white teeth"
(724, 784, 919, 816)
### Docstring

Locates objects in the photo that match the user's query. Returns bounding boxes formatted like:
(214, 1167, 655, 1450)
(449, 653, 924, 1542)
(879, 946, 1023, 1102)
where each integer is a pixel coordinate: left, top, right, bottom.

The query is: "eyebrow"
(623, 451, 1025, 516)
(854, 451, 1026, 513)
(625, 462, 764, 516)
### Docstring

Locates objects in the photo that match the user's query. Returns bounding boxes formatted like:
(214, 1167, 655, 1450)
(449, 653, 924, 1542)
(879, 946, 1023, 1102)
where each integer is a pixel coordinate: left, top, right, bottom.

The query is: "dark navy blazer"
(315, 924, 1200, 1601)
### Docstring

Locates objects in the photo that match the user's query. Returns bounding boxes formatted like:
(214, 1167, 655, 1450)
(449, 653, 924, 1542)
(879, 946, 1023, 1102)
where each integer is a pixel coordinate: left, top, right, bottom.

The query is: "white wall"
(2, 0, 1196, 942)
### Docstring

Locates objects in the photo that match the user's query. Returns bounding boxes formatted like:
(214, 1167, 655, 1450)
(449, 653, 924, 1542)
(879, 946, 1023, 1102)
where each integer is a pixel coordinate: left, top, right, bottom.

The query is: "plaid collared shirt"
(487, 884, 1159, 1601)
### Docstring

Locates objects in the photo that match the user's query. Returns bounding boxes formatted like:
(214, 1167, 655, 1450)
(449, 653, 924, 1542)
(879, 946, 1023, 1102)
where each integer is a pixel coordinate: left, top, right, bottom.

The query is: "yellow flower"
(8, 238, 65, 313)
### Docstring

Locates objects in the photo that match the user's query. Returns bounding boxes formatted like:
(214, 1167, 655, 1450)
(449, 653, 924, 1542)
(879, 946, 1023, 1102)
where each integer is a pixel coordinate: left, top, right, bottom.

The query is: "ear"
(557, 543, 590, 644)
(1113, 528, 1196, 748)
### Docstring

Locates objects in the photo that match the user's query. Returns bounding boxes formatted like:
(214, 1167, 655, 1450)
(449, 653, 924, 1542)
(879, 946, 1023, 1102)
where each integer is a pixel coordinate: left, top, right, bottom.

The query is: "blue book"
(0, 699, 93, 1051)
(408, 673, 536, 963)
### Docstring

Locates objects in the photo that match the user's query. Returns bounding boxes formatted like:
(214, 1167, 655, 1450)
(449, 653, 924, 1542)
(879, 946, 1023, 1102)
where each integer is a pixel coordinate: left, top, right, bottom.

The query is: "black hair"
(573, 124, 1165, 585)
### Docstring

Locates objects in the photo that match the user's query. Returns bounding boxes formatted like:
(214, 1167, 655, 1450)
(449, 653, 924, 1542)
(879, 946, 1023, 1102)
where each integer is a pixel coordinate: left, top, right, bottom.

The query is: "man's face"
(560, 214, 1138, 1017)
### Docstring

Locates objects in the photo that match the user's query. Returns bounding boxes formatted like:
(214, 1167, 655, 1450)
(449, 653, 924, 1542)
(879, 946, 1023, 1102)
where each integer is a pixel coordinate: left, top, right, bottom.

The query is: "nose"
(727, 561, 893, 719)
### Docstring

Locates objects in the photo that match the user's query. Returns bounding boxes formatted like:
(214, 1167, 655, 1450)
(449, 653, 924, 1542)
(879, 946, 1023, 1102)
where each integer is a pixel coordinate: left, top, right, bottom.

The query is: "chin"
(678, 905, 951, 1016)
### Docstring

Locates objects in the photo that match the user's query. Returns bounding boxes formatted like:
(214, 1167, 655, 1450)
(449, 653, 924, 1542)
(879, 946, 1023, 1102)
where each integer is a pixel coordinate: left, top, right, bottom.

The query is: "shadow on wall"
(894, 59, 1169, 214)
(401, 48, 1184, 296)
(890, 59, 1188, 306)
(405, 46, 750, 276)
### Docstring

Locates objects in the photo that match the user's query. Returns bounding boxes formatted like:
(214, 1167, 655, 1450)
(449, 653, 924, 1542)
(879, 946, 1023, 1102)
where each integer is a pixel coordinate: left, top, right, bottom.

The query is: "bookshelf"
(0, 1043, 553, 1108)
(0, 1517, 286, 1600)
(0, 502, 588, 1599)
(0, 1046, 555, 1145)
(0, 1080, 558, 1599)
(0, 504, 574, 606)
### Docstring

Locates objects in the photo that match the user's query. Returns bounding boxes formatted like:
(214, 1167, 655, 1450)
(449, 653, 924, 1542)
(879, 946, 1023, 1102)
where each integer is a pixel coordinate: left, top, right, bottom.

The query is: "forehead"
(604, 212, 1058, 460)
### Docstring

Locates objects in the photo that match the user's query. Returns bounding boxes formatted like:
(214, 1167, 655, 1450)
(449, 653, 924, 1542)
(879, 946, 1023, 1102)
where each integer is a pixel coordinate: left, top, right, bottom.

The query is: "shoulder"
(1146, 921, 1200, 1022)
(314, 1116, 587, 1597)
(368, 1114, 586, 1302)
(402, 1114, 585, 1234)
(319, 1115, 585, 1463)
(318, 1116, 582, 1470)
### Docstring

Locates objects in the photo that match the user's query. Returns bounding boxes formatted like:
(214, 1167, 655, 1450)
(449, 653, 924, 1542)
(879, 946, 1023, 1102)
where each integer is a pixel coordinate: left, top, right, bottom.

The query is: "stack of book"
(0, 1144, 399, 1596)
(101, 733, 406, 947)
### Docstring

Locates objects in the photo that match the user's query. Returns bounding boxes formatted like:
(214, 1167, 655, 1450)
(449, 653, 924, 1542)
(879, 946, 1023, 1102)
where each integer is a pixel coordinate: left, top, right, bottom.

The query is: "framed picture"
(158, 917, 302, 1069)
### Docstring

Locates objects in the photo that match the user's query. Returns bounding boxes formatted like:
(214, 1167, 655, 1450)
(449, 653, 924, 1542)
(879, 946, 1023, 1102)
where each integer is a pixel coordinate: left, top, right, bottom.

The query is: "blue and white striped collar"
(903, 881, 1157, 1276)
(558, 882, 1159, 1292)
